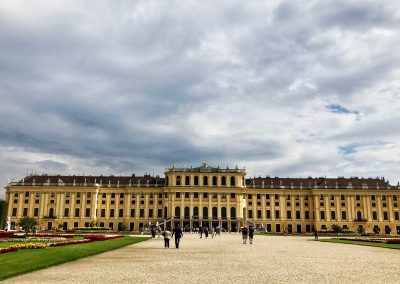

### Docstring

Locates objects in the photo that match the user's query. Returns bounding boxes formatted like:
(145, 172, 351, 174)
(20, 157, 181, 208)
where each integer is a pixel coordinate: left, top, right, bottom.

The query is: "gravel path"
(4, 234, 400, 283)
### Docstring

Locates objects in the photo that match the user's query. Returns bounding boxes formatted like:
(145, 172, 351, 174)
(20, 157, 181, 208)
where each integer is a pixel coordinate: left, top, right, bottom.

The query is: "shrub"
(331, 224, 343, 234)
(83, 234, 124, 241)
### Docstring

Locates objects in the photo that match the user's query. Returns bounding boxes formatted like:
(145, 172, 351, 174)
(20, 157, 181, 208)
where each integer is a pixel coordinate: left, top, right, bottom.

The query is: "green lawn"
(318, 238, 400, 250)
(0, 236, 149, 280)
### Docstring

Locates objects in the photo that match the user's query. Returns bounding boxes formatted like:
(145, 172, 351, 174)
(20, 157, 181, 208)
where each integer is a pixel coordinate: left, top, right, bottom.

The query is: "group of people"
(162, 225, 183, 249)
(198, 226, 222, 238)
(241, 225, 255, 244)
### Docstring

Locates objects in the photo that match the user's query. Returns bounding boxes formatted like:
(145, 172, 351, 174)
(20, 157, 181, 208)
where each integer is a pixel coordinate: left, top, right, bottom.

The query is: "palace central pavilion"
(4, 163, 400, 234)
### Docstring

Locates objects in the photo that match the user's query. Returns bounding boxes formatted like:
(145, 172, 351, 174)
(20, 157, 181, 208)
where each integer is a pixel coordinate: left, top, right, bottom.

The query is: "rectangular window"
(65, 199, 70, 204)
(119, 209, 124, 218)
(66, 192, 71, 198)
(275, 194, 279, 199)
(371, 195, 376, 201)
(203, 193, 208, 198)
(341, 194, 345, 201)
(36, 192, 40, 198)
(341, 211, 346, 220)
(320, 194, 324, 200)
(85, 208, 90, 217)
(12, 208, 17, 216)
(248, 194, 253, 199)
(176, 192, 181, 198)
(393, 195, 398, 201)
(140, 209, 144, 218)
(87, 199, 91, 204)
(257, 194, 261, 200)
(185, 192, 190, 198)
(75, 208, 80, 217)
(51, 192, 55, 198)
(23, 208, 28, 216)
(296, 211, 300, 219)
(286, 194, 290, 200)
(24, 191, 29, 198)
(194, 192, 199, 198)
(34, 208, 39, 217)
(110, 209, 115, 218)
(356, 195, 360, 201)
(221, 193, 226, 198)
(257, 210, 262, 219)
(295, 195, 300, 200)
(330, 195, 334, 200)
(248, 210, 253, 219)
(111, 193, 116, 198)
(87, 192, 91, 198)
(304, 195, 309, 200)
(101, 209, 106, 217)
(77, 192, 81, 198)
(383, 212, 388, 220)
(331, 211, 336, 220)
(102, 193, 106, 198)
(305, 211, 309, 219)
(266, 194, 270, 199)
(266, 210, 271, 219)
(131, 193, 136, 198)
(320, 211, 325, 220)
(372, 211, 377, 220)
(275, 210, 280, 219)
(120, 193, 124, 198)
(395, 212, 399, 221)
(130, 209, 135, 217)
(64, 208, 69, 217)
(382, 195, 386, 201)
(140, 193, 145, 198)
(231, 193, 236, 199)
(287, 211, 292, 219)
(158, 209, 162, 218)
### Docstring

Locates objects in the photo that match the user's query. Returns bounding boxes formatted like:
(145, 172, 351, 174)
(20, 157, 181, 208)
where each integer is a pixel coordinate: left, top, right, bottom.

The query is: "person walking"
(242, 226, 248, 244)
(172, 224, 183, 249)
(249, 225, 255, 244)
(314, 228, 318, 240)
(204, 226, 209, 238)
(210, 227, 215, 238)
(163, 228, 172, 248)
(151, 226, 156, 238)
(199, 226, 203, 238)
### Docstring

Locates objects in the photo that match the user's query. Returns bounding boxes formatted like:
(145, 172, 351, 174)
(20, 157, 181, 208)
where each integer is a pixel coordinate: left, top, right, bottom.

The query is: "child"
(163, 228, 172, 248)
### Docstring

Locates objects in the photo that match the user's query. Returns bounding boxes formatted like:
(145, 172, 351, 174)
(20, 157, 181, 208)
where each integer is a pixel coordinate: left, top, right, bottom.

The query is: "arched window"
(230, 176, 235, 187)
(212, 207, 218, 219)
(357, 211, 362, 220)
(203, 176, 208, 186)
(203, 207, 208, 218)
(193, 206, 199, 218)
(49, 208, 54, 217)
(175, 206, 181, 218)
(221, 207, 227, 218)
(176, 176, 181, 186)
(184, 206, 190, 218)
(185, 176, 190, 186)
(221, 176, 226, 186)
(212, 176, 217, 186)
(194, 176, 199, 186)
(231, 207, 236, 218)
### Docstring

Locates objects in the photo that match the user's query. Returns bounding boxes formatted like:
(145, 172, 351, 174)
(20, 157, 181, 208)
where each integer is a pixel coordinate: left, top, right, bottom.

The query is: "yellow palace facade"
(4, 163, 400, 234)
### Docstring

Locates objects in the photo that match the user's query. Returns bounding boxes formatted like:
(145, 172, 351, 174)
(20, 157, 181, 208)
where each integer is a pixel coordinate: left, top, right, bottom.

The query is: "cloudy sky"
(1, 0, 400, 198)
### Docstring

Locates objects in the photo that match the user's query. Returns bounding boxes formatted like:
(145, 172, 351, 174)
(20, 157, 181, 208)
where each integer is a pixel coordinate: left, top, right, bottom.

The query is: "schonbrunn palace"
(4, 163, 400, 234)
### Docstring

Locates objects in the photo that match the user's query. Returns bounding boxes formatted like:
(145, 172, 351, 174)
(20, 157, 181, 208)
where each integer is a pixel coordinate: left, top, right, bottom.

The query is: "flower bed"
(9, 243, 47, 249)
(3, 237, 67, 243)
(48, 239, 93, 247)
(386, 239, 400, 244)
(83, 234, 124, 241)
(0, 246, 19, 254)
(0, 232, 17, 238)
(29, 234, 75, 238)
(74, 227, 111, 231)
(338, 237, 386, 243)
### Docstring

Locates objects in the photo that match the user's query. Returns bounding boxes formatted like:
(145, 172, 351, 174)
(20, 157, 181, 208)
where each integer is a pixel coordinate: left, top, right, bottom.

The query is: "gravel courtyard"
(5, 234, 400, 283)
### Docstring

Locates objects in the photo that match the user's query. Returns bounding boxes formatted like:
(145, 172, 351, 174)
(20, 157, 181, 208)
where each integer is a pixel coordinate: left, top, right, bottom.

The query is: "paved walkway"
(5, 234, 400, 283)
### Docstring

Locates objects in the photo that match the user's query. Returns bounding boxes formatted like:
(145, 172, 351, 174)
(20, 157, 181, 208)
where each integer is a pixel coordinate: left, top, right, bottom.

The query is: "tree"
(18, 217, 38, 234)
(0, 200, 8, 229)
(331, 224, 342, 234)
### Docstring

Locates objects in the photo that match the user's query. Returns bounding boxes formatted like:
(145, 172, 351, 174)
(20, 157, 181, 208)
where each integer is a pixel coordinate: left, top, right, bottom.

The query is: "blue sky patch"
(326, 104, 359, 114)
